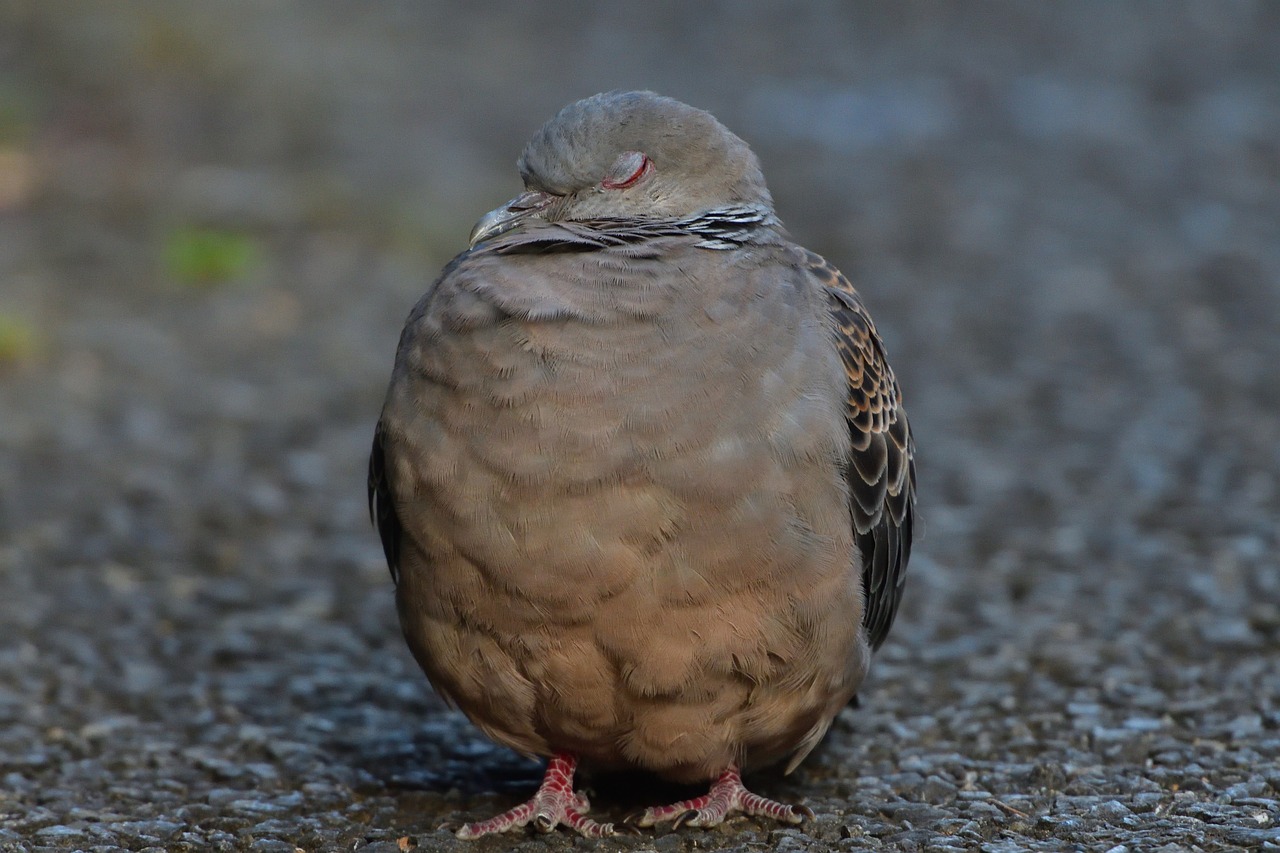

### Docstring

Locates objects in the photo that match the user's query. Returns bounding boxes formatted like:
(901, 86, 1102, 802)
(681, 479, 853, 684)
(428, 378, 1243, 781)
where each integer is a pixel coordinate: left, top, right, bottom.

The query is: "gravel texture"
(1, 3, 1278, 851)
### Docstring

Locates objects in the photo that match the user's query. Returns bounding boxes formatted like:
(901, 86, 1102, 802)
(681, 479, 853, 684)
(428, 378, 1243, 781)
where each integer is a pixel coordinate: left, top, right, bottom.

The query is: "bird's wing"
(368, 418, 402, 586)
(805, 250, 916, 650)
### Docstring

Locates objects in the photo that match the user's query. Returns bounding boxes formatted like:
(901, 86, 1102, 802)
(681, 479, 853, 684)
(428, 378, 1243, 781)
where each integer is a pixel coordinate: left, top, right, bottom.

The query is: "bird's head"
(469, 91, 773, 246)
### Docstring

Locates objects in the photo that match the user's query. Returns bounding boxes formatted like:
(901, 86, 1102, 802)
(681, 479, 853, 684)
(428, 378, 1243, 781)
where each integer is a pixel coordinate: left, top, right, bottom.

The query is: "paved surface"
(1, 4, 1278, 851)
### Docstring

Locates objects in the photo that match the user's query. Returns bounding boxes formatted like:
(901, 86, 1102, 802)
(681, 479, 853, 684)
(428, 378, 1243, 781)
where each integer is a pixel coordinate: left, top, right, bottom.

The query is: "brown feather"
(802, 249, 917, 651)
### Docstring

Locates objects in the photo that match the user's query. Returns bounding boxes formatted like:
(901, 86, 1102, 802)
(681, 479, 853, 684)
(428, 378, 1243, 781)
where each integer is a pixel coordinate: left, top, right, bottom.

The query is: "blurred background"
(0, 3, 1277, 850)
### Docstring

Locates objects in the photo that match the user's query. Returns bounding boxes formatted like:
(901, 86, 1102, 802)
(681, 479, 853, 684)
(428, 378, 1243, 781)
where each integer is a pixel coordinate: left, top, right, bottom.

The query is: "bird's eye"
(601, 151, 652, 189)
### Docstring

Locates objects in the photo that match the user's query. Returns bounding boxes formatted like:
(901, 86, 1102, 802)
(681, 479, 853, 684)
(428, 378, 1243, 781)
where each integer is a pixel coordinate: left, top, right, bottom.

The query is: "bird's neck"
(675, 204, 781, 249)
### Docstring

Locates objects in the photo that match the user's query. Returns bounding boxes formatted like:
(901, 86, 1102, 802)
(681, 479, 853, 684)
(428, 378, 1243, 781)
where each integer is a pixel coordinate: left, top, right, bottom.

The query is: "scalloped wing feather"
(804, 250, 916, 651)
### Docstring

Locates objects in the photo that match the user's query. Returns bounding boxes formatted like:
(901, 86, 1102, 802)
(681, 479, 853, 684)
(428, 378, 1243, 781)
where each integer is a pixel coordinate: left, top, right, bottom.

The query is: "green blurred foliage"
(162, 226, 259, 286)
(0, 313, 40, 368)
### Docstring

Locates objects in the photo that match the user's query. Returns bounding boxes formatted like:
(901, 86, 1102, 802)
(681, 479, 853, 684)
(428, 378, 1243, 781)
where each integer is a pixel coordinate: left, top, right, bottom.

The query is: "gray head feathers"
(516, 91, 774, 220)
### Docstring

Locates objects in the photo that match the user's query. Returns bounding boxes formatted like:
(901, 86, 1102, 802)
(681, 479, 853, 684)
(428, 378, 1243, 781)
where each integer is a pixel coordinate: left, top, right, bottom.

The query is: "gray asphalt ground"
(1, 4, 1278, 851)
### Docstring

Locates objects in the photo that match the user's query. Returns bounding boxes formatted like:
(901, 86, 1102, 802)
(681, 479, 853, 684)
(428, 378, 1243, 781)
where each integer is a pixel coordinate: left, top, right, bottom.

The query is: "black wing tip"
(368, 421, 402, 585)
(861, 490, 915, 652)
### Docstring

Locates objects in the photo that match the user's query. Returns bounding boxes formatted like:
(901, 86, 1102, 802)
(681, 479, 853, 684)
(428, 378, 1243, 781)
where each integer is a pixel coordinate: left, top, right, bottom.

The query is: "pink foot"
(629, 766, 814, 829)
(455, 753, 615, 839)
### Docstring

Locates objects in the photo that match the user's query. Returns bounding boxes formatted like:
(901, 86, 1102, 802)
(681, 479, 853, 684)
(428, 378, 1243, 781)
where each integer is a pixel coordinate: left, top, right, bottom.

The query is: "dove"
(369, 90, 915, 839)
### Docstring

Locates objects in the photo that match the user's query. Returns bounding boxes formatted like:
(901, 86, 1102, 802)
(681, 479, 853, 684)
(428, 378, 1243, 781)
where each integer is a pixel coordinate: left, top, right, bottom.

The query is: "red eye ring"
(602, 152, 652, 189)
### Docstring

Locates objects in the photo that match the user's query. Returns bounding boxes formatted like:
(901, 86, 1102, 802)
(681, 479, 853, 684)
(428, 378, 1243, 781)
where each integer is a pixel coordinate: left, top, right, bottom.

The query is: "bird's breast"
(391, 248, 853, 607)
(385, 246, 864, 774)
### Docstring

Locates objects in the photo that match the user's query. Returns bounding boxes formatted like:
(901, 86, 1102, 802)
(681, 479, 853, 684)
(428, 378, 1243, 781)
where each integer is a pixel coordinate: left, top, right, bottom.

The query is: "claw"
(454, 754, 614, 839)
(633, 766, 812, 829)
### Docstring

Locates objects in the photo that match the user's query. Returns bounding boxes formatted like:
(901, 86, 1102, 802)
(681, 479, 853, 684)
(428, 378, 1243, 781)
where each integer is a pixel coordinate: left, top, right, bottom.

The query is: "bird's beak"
(468, 190, 557, 246)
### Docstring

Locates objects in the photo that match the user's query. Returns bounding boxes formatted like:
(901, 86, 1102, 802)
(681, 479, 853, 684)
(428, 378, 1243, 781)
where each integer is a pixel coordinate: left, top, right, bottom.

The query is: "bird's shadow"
(343, 712, 809, 820)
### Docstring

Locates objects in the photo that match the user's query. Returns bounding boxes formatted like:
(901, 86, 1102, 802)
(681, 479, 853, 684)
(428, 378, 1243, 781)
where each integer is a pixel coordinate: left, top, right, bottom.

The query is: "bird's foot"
(628, 766, 814, 829)
(455, 753, 615, 839)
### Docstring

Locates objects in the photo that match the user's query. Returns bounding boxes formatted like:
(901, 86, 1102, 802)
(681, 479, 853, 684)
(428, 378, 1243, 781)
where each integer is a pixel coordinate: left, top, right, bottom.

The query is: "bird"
(368, 91, 915, 839)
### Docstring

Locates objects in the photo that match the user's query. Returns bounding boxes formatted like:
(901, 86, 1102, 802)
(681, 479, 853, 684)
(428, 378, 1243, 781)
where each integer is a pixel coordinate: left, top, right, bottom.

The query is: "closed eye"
(602, 151, 652, 189)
